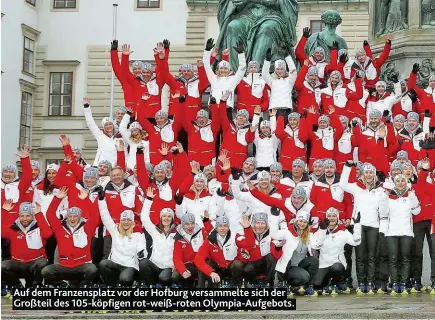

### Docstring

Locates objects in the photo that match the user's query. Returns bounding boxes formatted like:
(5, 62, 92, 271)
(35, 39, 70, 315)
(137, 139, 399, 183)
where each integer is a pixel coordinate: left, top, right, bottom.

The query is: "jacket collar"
(317, 173, 341, 185)
(208, 229, 231, 246)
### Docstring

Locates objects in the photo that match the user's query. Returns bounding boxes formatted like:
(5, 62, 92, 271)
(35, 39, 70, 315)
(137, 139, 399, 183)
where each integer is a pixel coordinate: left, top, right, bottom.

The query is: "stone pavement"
(2, 293, 435, 319)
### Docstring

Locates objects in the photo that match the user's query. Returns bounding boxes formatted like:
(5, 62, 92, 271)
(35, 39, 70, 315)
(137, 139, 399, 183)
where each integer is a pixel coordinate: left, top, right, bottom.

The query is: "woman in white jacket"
(119, 113, 150, 170)
(251, 109, 280, 170)
(98, 197, 146, 286)
(83, 98, 118, 166)
(311, 208, 362, 295)
(381, 174, 421, 295)
(339, 161, 388, 294)
(203, 38, 246, 109)
(139, 188, 176, 286)
(271, 212, 319, 296)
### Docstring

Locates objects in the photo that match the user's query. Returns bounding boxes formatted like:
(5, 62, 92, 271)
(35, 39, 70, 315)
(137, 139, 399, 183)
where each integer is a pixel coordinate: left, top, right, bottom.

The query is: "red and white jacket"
(275, 116, 307, 170)
(408, 72, 435, 114)
(235, 73, 269, 119)
(236, 226, 271, 263)
(1, 212, 53, 262)
(294, 65, 322, 114)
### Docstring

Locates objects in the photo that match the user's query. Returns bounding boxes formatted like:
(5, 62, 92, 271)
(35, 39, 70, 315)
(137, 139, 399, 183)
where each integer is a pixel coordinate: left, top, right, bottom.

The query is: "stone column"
(408, 0, 422, 29)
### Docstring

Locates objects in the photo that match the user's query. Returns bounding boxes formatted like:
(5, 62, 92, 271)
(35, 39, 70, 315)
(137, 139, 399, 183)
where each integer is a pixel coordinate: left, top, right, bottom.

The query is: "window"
(25, 0, 36, 6)
(23, 37, 35, 75)
(53, 0, 76, 8)
(20, 92, 32, 147)
(49, 72, 73, 116)
(310, 20, 325, 34)
(137, 0, 160, 8)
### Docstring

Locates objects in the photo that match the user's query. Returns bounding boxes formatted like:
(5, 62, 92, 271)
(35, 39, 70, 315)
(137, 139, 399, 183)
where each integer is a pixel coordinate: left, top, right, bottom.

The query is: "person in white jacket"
(98, 198, 146, 287)
(381, 174, 421, 295)
(139, 188, 176, 286)
(311, 208, 362, 295)
(119, 114, 150, 170)
(202, 38, 246, 109)
(261, 46, 297, 119)
(339, 161, 388, 294)
(366, 81, 402, 120)
(271, 211, 319, 296)
(251, 108, 280, 170)
(83, 98, 118, 167)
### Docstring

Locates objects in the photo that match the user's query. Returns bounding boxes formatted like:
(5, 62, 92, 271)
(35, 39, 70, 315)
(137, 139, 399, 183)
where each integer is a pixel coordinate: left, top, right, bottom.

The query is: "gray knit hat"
(181, 213, 195, 226)
(216, 216, 230, 227)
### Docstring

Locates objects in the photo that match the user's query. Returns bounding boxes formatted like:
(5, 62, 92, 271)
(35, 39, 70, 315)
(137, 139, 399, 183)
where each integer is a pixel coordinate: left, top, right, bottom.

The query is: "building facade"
(1, 0, 369, 168)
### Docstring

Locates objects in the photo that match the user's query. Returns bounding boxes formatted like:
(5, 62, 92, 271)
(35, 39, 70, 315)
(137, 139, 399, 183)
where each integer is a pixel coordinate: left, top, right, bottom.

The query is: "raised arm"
(375, 39, 392, 69)
(83, 101, 102, 140)
(203, 45, 218, 88)
(285, 55, 297, 85)
(295, 31, 309, 66)
(140, 198, 159, 239)
(227, 52, 247, 89)
(230, 178, 255, 203)
(339, 164, 358, 195)
(17, 149, 32, 196)
(98, 198, 118, 235)
(250, 188, 287, 212)
(261, 60, 273, 87)
(119, 114, 132, 142)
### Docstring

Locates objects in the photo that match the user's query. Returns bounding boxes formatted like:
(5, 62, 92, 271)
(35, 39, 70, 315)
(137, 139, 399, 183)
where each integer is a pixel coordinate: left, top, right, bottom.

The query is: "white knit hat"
(120, 210, 134, 221)
(295, 211, 310, 222)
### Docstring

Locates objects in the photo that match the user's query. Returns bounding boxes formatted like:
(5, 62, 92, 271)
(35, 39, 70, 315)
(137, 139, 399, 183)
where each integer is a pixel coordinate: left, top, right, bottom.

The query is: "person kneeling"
(172, 213, 213, 288)
(311, 208, 361, 295)
(194, 216, 244, 287)
(237, 213, 277, 286)
(1, 202, 52, 289)
(41, 187, 99, 286)
(98, 189, 146, 287)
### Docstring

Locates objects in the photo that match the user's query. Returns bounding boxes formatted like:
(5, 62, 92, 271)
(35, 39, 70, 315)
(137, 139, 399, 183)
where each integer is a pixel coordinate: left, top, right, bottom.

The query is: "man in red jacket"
(237, 213, 277, 286)
(1, 202, 51, 288)
(408, 64, 435, 114)
(194, 216, 244, 287)
(41, 189, 99, 286)
(172, 213, 212, 288)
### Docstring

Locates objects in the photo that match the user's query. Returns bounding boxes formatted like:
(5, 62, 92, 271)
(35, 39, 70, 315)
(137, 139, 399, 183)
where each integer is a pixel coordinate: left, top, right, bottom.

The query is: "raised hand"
(233, 39, 244, 54)
(222, 48, 230, 56)
(210, 272, 220, 283)
(78, 189, 89, 200)
(386, 34, 392, 42)
(205, 38, 215, 51)
(142, 93, 151, 101)
(378, 124, 387, 139)
(221, 90, 231, 102)
(331, 41, 339, 50)
(412, 63, 420, 74)
(254, 105, 262, 115)
(59, 134, 70, 146)
(111, 40, 118, 51)
(56, 186, 69, 199)
(422, 157, 430, 170)
(308, 105, 317, 114)
(240, 215, 251, 229)
(197, 59, 204, 68)
(2, 199, 14, 211)
(218, 149, 229, 163)
(319, 218, 330, 230)
(327, 105, 335, 115)
(220, 158, 231, 171)
(121, 44, 132, 55)
(190, 161, 200, 174)
(176, 141, 184, 153)
(303, 27, 311, 38)
(265, 48, 272, 61)
(83, 97, 90, 107)
(16, 145, 31, 158)
(339, 52, 348, 64)
(158, 143, 169, 156)
(97, 186, 105, 201)
(211, 47, 219, 58)
(146, 187, 156, 199)
(163, 39, 170, 50)
(32, 203, 41, 215)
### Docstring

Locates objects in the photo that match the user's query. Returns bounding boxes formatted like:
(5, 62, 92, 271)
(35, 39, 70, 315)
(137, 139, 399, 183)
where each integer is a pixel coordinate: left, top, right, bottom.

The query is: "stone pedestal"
(369, 0, 435, 86)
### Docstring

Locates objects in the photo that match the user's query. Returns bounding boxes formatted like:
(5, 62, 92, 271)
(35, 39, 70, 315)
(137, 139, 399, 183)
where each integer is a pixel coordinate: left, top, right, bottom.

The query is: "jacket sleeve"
(378, 189, 389, 219)
(170, 151, 190, 193)
(294, 65, 308, 91)
(231, 178, 254, 204)
(331, 112, 344, 143)
(324, 48, 338, 75)
(46, 197, 63, 236)
(260, 85, 270, 111)
(310, 228, 327, 250)
(275, 116, 286, 140)
(84, 107, 102, 141)
(136, 151, 150, 192)
(218, 102, 231, 133)
(203, 50, 218, 88)
(178, 173, 194, 196)
(111, 49, 126, 84)
(35, 212, 53, 240)
(375, 41, 392, 69)
(295, 36, 308, 66)
(345, 223, 362, 246)
(235, 227, 255, 248)
(261, 61, 273, 87)
(18, 156, 32, 196)
(155, 54, 167, 89)
(173, 240, 188, 274)
(140, 199, 159, 239)
(119, 114, 132, 142)
(251, 188, 287, 212)
(210, 102, 221, 136)
(407, 71, 424, 96)
(137, 116, 156, 136)
(117, 150, 126, 172)
(198, 65, 210, 94)
(409, 191, 421, 215)
(345, 78, 363, 101)
(339, 165, 358, 196)
(194, 240, 214, 276)
(121, 53, 134, 87)
(227, 53, 247, 89)
(98, 199, 118, 236)
(285, 55, 298, 86)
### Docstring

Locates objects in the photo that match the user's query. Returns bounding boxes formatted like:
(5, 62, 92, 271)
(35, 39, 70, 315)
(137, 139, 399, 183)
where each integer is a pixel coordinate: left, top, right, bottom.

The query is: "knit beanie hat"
(355, 48, 366, 58)
(407, 112, 419, 121)
(313, 47, 325, 56)
(19, 202, 33, 216)
(244, 157, 257, 167)
(270, 162, 283, 172)
(318, 115, 330, 126)
(323, 159, 336, 168)
(257, 171, 271, 181)
(248, 61, 260, 70)
(397, 150, 408, 160)
(274, 60, 286, 70)
(252, 212, 268, 225)
(292, 186, 307, 201)
(194, 173, 206, 182)
(288, 112, 301, 120)
(120, 210, 134, 221)
(84, 167, 98, 179)
(362, 162, 376, 173)
(369, 110, 382, 119)
(129, 121, 142, 131)
(295, 211, 310, 222)
(216, 216, 230, 227)
(218, 60, 230, 69)
(46, 163, 59, 172)
(179, 64, 194, 72)
(237, 109, 249, 119)
(326, 207, 339, 220)
(181, 213, 195, 226)
(30, 160, 40, 169)
(155, 110, 168, 119)
(393, 114, 405, 123)
(160, 208, 174, 219)
(66, 207, 82, 218)
(292, 158, 305, 168)
(142, 62, 153, 71)
(338, 49, 347, 58)
(197, 109, 209, 119)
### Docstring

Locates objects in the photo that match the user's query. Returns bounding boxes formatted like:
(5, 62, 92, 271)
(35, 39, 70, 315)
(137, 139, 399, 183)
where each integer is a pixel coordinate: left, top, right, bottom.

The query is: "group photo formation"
(2, 0, 435, 318)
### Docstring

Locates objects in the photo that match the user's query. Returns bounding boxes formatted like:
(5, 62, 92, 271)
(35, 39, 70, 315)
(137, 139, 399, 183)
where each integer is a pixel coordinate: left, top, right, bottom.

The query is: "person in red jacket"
(120, 43, 167, 120)
(235, 61, 269, 120)
(41, 187, 99, 285)
(336, 49, 353, 86)
(218, 93, 255, 168)
(294, 63, 322, 115)
(194, 216, 244, 287)
(351, 36, 392, 90)
(299, 106, 344, 169)
(237, 213, 277, 286)
(295, 27, 338, 82)
(408, 64, 435, 115)
(1, 202, 52, 288)
(275, 113, 307, 172)
(172, 213, 213, 288)
(182, 102, 221, 168)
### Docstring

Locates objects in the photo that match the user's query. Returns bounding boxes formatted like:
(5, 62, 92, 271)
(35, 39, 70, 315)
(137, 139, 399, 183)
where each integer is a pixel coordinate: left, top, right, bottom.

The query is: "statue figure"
(422, 0, 435, 26)
(303, 10, 347, 61)
(216, 0, 299, 70)
(375, 0, 408, 36)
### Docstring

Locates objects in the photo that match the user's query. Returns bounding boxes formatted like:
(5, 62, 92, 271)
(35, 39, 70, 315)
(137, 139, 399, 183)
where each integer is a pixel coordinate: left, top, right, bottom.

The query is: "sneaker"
(1, 285, 9, 297)
(322, 285, 331, 296)
(338, 283, 350, 294)
(400, 283, 408, 295)
(410, 280, 422, 293)
(366, 283, 375, 295)
(390, 283, 400, 296)
(305, 285, 318, 297)
(330, 285, 338, 296)
(376, 284, 387, 294)
(430, 284, 435, 296)
(356, 283, 366, 295)
(297, 286, 305, 295)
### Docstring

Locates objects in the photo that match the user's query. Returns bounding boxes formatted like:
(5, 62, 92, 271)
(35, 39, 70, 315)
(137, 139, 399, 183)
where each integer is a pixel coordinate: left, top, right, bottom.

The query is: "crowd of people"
(2, 28, 435, 298)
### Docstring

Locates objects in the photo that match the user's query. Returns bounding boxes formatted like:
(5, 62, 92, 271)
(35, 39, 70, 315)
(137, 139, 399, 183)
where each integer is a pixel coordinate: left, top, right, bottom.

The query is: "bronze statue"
(422, 0, 435, 26)
(375, 0, 408, 36)
(216, 0, 299, 70)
